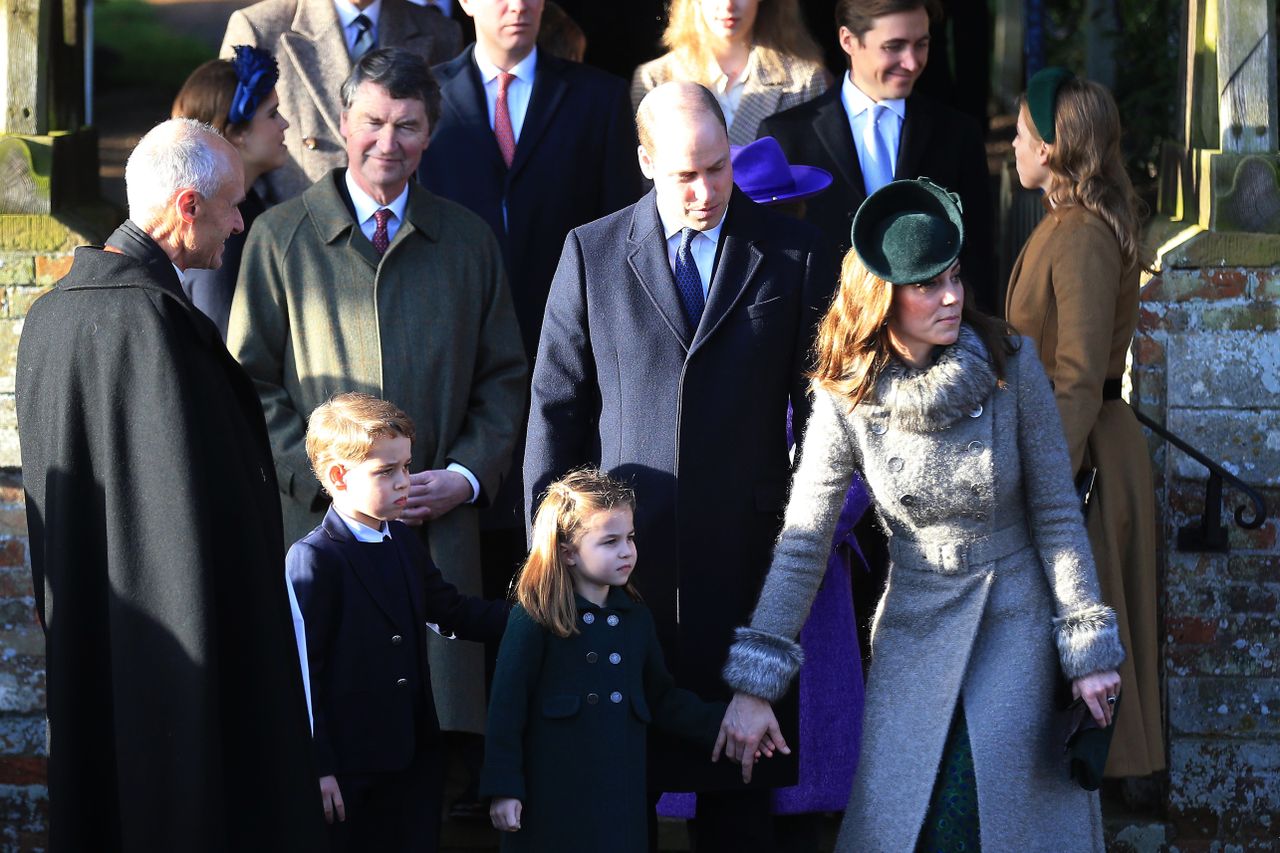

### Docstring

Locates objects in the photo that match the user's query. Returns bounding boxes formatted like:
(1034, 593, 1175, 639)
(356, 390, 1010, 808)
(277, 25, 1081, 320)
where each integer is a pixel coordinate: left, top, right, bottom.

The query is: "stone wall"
(0, 247, 70, 853)
(1134, 263, 1280, 850)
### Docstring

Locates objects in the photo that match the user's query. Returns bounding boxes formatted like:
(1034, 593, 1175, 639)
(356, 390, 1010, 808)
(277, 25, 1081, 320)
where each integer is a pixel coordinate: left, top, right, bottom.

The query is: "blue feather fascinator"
(228, 45, 280, 125)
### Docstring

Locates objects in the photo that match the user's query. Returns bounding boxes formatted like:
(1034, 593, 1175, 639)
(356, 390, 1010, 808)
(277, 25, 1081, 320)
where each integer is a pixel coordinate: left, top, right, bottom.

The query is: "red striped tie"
(372, 209, 391, 255)
(494, 72, 516, 167)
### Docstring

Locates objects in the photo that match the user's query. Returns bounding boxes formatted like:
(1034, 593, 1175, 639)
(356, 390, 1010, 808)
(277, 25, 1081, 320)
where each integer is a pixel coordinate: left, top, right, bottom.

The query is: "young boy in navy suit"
(287, 392, 509, 852)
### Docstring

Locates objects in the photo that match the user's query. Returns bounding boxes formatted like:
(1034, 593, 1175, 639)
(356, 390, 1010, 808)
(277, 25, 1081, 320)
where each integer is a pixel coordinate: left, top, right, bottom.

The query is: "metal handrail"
(1132, 409, 1269, 553)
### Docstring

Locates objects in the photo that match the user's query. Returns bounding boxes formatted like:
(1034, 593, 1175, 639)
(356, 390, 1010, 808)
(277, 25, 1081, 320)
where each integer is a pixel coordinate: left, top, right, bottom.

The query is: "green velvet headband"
(1026, 66, 1075, 144)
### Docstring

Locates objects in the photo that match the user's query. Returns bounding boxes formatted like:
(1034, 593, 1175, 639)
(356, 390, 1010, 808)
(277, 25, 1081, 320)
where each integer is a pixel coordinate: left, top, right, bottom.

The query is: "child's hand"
(319, 775, 345, 824)
(490, 797, 522, 832)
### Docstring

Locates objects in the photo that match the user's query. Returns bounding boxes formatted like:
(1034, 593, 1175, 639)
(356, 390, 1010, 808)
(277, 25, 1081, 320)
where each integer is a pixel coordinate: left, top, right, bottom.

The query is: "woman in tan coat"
(1007, 67, 1163, 777)
(631, 0, 829, 146)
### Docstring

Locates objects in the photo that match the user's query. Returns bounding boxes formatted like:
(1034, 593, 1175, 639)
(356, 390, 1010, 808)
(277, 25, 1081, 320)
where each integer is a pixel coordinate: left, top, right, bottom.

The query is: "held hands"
(712, 692, 790, 784)
(400, 470, 472, 525)
(1073, 669, 1121, 727)
(490, 797, 522, 832)
(319, 775, 345, 824)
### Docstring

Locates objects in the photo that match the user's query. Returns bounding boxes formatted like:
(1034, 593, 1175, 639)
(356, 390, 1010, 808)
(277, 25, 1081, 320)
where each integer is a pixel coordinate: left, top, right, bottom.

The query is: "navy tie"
(673, 227, 706, 329)
(351, 14, 376, 60)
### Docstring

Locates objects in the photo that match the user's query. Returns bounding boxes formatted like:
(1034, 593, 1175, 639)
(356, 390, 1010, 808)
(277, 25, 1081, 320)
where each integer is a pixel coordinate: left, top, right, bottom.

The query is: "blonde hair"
(1019, 78, 1143, 270)
(517, 468, 638, 638)
(811, 251, 1014, 407)
(660, 0, 822, 86)
(306, 392, 416, 493)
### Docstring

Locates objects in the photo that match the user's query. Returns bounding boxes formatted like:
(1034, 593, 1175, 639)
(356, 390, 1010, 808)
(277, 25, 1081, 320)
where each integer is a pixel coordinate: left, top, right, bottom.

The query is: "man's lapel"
(280, 0, 351, 142)
(627, 194, 694, 350)
(692, 192, 763, 354)
(437, 47, 506, 169)
(813, 88, 865, 196)
(895, 94, 934, 182)
(508, 54, 569, 180)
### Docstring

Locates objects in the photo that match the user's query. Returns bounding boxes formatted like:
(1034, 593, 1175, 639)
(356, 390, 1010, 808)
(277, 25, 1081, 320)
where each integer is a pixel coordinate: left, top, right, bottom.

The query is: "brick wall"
(0, 249, 64, 853)
(1134, 265, 1280, 850)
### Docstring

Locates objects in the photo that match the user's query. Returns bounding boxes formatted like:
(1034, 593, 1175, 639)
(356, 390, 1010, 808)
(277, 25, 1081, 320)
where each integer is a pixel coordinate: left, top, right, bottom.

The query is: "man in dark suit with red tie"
(759, 0, 994, 311)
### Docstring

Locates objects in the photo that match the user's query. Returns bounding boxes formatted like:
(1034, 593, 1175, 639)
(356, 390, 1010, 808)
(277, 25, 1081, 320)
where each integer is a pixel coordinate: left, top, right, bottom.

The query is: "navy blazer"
(419, 45, 643, 362)
(759, 86, 998, 312)
(523, 189, 831, 790)
(286, 507, 509, 777)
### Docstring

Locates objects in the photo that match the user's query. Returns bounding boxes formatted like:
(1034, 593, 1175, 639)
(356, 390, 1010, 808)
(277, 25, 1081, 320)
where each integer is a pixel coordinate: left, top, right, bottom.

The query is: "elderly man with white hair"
(15, 118, 327, 853)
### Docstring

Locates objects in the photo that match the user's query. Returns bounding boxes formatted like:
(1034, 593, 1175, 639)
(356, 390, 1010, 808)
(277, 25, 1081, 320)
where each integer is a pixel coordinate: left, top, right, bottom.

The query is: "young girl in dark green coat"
(480, 469, 729, 852)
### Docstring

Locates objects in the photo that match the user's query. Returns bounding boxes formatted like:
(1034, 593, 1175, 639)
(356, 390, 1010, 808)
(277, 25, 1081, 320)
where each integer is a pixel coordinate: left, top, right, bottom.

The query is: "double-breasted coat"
(523, 189, 831, 789)
(220, 0, 462, 202)
(724, 327, 1126, 852)
(1006, 204, 1163, 776)
(630, 48, 830, 146)
(480, 592, 726, 852)
(229, 172, 527, 733)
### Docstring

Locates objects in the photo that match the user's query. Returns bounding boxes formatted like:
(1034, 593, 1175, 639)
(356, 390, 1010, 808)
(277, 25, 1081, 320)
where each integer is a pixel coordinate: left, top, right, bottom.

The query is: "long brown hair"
(517, 468, 639, 638)
(661, 0, 823, 85)
(1021, 78, 1143, 269)
(811, 251, 1016, 407)
(172, 59, 246, 138)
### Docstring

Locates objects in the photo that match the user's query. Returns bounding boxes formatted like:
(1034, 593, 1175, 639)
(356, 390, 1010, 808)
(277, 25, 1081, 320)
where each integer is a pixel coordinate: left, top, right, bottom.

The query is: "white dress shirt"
(658, 207, 726, 299)
(472, 44, 538, 143)
(333, 0, 383, 54)
(841, 73, 905, 187)
(342, 171, 482, 503)
(709, 50, 755, 132)
(337, 508, 392, 541)
(284, 575, 314, 732)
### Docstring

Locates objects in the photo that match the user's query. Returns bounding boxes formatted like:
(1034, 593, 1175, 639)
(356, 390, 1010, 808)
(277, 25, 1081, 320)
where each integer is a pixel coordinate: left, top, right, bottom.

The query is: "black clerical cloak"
(16, 221, 328, 852)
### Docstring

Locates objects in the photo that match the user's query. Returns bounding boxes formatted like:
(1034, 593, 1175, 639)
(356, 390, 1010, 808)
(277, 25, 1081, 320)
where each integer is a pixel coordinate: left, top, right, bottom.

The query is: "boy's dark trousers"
(329, 725, 444, 853)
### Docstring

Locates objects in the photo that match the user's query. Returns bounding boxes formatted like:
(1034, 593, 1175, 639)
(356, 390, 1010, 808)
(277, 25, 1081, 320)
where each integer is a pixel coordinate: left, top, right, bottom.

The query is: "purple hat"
(730, 136, 833, 205)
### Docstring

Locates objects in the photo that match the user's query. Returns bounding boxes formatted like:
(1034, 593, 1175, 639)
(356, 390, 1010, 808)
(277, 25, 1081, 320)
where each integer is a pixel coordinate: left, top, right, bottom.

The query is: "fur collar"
(870, 325, 997, 432)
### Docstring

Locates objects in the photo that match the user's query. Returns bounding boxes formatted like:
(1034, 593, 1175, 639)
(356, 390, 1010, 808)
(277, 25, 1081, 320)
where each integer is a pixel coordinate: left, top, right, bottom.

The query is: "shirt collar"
(472, 42, 538, 85)
(657, 204, 727, 247)
(841, 72, 906, 120)
(710, 48, 755, 95)
(344, 168, 409, 228)
(333, 0, 381, 30)
(335, 509, 391, 542)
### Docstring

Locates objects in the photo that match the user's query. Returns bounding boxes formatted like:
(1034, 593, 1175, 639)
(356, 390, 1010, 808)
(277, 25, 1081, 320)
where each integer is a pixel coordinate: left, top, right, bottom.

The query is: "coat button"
(609, 652, 621, 665)
(396, 678, 408, 687)
(606, 614, 619, 626)
(303, 136, 318, 150)
(583, 612, 595, 625)
(968, 404, 983, 418)
(586, 651, 598, 663)
(900, 494, 916, 506)
(610, 691, 623, 704)
(587, 693, 599, 704)
(888, 457, 904, 472)
(971, 484, 982, 497)
(871, 420, 888, 436)
(967, 441, 983, 453)
(391, 634, 403, 645)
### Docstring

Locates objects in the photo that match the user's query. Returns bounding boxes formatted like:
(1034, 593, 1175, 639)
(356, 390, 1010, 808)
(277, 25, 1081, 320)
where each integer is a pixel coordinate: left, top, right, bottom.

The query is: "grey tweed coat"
(723, 326, 1124, 852)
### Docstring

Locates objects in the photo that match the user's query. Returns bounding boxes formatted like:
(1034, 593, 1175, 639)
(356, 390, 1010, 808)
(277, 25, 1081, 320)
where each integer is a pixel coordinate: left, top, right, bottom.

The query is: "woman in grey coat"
(713, 179, 1125, 851)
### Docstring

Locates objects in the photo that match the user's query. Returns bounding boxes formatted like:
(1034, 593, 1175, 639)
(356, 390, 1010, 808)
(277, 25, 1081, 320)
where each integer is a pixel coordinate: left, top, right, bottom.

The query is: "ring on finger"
(1106, 696, 1117, 705)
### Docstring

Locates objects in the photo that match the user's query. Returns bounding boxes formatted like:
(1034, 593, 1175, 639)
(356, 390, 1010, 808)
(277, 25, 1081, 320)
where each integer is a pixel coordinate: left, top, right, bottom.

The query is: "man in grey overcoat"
(228, 48, 526, 738)
(220, 0, 462, 201)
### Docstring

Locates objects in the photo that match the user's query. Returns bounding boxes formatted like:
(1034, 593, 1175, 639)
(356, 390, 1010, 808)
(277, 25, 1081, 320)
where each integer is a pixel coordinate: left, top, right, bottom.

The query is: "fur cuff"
(721, 627, 805, 703)
(1054, 604, 1127, 679)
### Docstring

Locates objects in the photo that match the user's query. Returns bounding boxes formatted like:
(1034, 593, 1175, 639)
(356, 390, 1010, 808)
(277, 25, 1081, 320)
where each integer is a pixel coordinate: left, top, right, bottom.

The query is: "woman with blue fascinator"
(172, 45, 289, 339)
(714, 178, 1122, 851)
(1008, 68, 1162, 780)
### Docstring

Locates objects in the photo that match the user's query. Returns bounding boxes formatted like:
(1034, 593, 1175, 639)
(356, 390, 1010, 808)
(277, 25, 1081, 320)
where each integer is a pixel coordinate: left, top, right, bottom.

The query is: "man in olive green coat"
(228, 48, 527, 737)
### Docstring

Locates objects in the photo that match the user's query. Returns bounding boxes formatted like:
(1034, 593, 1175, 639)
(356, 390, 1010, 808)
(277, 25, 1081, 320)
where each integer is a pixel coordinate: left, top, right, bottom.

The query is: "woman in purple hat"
(172, 46, 289, 339)
(631, 0, 830, 146)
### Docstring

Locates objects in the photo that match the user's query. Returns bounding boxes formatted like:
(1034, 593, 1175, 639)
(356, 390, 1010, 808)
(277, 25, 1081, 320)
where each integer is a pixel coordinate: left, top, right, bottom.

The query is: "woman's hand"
(490, 797, 522, 832)
(712, 692, 790, 783)
(1072, 670, 1121, 727)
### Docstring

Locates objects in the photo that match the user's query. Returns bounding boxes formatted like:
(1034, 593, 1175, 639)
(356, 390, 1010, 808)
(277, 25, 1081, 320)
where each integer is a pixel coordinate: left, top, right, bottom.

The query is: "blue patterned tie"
(351, 14, 376, 60)
(673, 227, 706, 329)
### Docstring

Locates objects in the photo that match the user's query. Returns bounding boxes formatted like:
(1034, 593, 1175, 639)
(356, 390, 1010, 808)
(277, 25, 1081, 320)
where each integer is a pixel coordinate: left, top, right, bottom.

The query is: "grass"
(94, 0, 214, 90)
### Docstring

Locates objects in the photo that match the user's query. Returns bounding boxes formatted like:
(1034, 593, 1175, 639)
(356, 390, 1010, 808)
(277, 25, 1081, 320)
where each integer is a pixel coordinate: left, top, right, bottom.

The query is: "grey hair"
(125, 118, 234, 228)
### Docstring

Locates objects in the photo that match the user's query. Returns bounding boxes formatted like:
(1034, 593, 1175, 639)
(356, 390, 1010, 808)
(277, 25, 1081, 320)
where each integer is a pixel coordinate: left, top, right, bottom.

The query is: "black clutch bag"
(1058, 692, 1121, 791)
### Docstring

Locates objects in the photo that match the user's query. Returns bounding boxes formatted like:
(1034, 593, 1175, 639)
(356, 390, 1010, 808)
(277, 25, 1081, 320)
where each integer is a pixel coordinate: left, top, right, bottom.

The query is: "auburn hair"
(811, 250, 1016, 407)
(660, 0, 823, 87)
(1019, 78, 1144, 270)
(517, 468, 639, 638)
